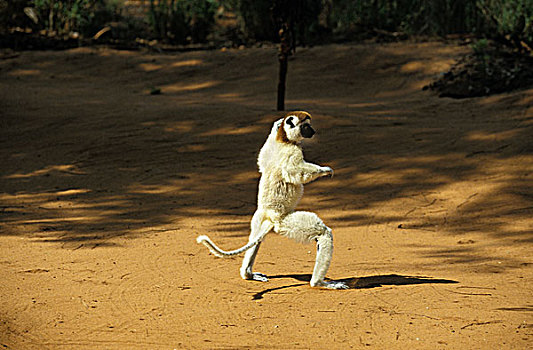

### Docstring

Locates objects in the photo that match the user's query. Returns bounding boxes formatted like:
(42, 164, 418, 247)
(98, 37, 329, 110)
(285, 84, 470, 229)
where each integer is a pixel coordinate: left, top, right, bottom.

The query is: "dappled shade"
(0, 43, 531, 261)
(1, 41, 532, 349)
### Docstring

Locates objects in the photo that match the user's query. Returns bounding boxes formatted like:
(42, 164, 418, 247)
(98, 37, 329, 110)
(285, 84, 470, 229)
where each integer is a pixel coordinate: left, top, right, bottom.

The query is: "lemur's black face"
(300, 123, 315, 138)
(286, 115, 314, 138)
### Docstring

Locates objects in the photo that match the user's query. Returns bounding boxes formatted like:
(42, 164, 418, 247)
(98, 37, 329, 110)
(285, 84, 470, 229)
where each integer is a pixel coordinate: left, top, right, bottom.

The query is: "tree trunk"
(277, 24, 292, 111)
(277, 50, 288, 111)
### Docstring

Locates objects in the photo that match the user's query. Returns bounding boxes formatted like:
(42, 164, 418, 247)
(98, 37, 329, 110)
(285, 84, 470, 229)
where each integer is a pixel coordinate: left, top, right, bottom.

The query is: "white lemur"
(197, 111, 347, 289)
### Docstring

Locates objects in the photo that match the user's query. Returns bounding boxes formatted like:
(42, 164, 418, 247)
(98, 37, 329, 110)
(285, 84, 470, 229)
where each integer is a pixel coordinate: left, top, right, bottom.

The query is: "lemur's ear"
(286, 116, 295, 128)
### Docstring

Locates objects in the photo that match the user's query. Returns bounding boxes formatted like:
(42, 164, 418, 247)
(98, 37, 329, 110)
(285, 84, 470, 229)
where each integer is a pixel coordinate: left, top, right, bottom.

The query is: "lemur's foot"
(311, 280, 348, 289)
(324, 281, 348, 289)
(249, 272, 268, 282)
(242, 270, 269, 282)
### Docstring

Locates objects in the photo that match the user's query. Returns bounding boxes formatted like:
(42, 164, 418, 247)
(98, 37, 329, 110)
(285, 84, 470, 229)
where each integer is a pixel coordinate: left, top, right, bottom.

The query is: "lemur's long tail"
(196, 222, 273, 258)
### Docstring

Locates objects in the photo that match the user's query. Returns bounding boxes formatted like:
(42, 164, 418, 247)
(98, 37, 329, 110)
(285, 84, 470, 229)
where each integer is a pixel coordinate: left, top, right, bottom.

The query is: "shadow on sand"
(251, 274, 458, 300)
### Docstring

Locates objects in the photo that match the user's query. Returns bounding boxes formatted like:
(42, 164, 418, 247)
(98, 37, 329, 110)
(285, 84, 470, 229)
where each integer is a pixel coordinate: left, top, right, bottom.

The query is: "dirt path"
(1, 41, 532, 349)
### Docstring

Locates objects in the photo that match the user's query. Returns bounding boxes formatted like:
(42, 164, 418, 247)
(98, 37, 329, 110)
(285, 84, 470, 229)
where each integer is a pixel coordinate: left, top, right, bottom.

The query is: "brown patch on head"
(276, 121, 292, 144)
(275, 111, 312, 144)
(292, 111, 312, 123)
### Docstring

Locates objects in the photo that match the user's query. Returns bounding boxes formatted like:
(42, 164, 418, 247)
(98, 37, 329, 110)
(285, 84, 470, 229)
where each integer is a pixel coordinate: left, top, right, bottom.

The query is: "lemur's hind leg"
(276, 211, 347, 289)
(311, 228, 347, 289)
(240, 210, 273, 282)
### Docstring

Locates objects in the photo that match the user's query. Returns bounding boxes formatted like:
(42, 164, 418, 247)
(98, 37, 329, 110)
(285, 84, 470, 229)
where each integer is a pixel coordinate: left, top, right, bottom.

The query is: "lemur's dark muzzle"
(301, 124, 315, 138)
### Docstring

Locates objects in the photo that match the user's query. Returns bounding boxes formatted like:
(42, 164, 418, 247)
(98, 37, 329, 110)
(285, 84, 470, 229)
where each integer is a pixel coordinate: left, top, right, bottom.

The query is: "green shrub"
(472, 38, 489, 54)
(0, 0, 121, 37)
(2, 0, 532, 48)
(28, 0, 118, 36)
(229, 0, 276, 41)
(328, 0, 480, 37)
(147, 0, 217, 44)
(477, 0, 533, 47)
(223, 0, 323, 43)
(0, 0, 34, 32)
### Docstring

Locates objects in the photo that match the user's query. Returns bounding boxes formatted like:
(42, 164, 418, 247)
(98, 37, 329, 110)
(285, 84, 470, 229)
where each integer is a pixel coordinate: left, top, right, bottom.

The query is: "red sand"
(1, 41, 532, 349)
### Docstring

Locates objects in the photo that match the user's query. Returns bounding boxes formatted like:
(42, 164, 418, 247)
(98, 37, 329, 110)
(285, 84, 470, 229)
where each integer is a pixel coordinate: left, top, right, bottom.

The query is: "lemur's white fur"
(197, 112, 347, 289)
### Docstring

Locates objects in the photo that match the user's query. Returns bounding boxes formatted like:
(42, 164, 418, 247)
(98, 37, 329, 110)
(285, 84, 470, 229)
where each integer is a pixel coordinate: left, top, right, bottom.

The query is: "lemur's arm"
(281, 152, 333, 185)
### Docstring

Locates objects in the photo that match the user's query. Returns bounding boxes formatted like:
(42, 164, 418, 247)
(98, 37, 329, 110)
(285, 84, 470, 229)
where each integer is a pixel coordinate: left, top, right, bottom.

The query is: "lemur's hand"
(320, 166, 334, 178)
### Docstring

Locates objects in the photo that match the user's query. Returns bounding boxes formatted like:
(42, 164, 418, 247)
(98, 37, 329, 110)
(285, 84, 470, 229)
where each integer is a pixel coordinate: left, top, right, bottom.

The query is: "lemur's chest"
(258, 172, 303, 205)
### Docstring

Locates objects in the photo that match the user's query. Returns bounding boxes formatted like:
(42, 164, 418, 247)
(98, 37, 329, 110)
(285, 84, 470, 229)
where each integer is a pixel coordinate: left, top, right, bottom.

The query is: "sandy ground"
(0, 41, 532, 349)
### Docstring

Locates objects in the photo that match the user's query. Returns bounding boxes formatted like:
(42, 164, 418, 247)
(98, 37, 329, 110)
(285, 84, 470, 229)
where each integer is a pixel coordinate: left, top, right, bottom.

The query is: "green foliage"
(0, 0, 120, 36)
(477, 0, 533, 45)
(27, 0, 119, 36)
(225, 0, 490, 42)
(224, 0, 323, 43)
(292, 0, 323, 44)
(148, 0, 217, 44)
(330, 0, 397, 33)
(324, 0, 532, 48)
(328, 0, 481, 36)
(0, 0, 34, 32)
(1, 0, 532, 48)
(472, 38, 489, 54)
(224, 0, 276, 41)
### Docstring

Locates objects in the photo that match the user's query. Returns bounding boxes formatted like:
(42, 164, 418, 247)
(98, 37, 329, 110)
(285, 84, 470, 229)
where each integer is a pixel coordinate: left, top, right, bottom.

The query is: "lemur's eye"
(286, 117, 295, 128)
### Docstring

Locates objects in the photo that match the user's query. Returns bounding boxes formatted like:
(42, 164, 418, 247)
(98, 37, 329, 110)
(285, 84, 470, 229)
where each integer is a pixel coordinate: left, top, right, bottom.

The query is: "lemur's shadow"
(273, 273, 459, 289)
(252, 274, 458, 300)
